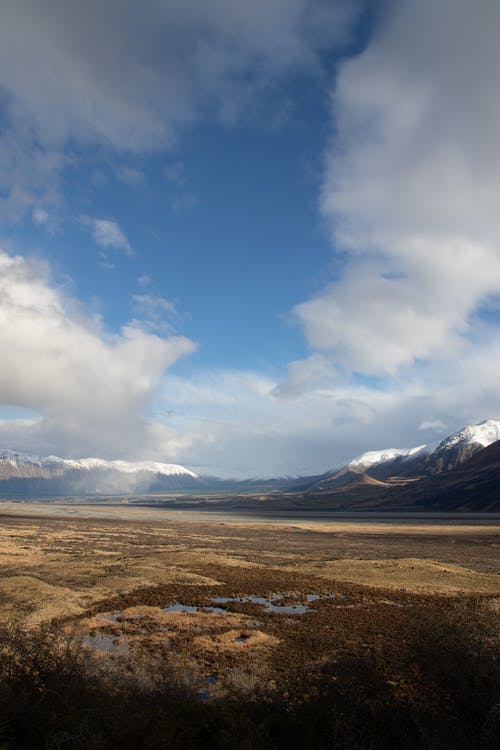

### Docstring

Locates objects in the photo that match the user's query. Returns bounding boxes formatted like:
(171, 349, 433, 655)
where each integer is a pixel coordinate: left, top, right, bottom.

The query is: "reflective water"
(209, 592, 340, 614)
(83, 633, 128, 654)
(210, 594, 312, 614)
(235, 634, 250, 643)
(306, 593, 339, 602)
(162, 604, 199, 613)
(162, 603, 228, 614)
(98, 611, 121, 622)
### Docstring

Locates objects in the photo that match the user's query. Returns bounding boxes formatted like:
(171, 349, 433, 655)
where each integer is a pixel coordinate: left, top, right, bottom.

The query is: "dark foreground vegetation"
(0, 601, 498, 750)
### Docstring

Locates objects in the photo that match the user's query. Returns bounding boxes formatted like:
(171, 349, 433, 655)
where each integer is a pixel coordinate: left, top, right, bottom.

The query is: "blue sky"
(1, 0, 500, 476)
(6, 64, 336, 372)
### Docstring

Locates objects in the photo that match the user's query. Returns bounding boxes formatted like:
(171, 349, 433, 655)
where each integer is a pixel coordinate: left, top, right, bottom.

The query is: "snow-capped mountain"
(0, 450, 201, 495)
(345, 419, 500, 479)
(426, 419, 500, 474)
(0, 419, 499, 500)
(436, 419, 500, 449)
(0, 449, 198, 477)
(379, 438, 500, 512)
(303, 419, 500, 492)
(348, 445, 428, 473)
(53, 456, 198, 478)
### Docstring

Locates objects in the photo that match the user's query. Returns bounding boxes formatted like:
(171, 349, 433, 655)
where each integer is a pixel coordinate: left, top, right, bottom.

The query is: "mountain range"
(0, 452, 203, 495)
(0, 419, 499, 511)
(296, 419, 500, 491)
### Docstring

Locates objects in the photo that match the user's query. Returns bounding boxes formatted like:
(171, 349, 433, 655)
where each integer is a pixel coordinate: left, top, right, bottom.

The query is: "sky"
(1, 0, 500, 477)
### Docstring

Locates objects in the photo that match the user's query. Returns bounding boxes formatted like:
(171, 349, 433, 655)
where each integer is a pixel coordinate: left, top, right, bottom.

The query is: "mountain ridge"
(0, 419, 499, 506)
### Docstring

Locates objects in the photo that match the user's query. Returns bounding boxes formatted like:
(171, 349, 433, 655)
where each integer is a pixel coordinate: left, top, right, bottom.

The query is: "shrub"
(0, 603, 498, 750)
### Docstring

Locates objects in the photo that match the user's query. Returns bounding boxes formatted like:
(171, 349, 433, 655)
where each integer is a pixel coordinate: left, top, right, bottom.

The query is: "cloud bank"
(294, 0, 500, 375)
(0, 249, 196, 459)
(154, 324, 500, 476)
(0, 0, 359, 216)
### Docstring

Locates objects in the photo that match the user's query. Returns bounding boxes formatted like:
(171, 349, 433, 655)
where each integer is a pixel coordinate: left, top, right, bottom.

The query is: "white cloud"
(418, 420, 446, 433)
(0, 126, 69, 219)
(294, 0, 500, 376)
(133, 294, 177, 316)
(0, 249, 196, 459)
(1, 245, 497, 475)
(4, 0, 500, 476)
(87, 218, 133, 256)
(0, 0, 360, 216)
(273, 354, 336, 397)
(155, 334, 500, 476)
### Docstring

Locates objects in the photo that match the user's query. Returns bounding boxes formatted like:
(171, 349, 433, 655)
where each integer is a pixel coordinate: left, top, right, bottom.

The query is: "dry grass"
(307, 557, 500, 593)
(0, 601, 498, 750)
(0, 505, 498, 748)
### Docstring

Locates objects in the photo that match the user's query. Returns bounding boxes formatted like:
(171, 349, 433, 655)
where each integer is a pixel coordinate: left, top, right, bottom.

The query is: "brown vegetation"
(0, 506, 498, 747)
(0, 598, 498, 749)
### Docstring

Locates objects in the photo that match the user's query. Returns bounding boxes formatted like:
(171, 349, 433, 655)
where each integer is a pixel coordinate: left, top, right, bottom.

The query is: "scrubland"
(0, 504, 498, 748)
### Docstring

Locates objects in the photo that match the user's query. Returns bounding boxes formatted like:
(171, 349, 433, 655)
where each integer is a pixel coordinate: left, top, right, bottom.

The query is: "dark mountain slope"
(382, 438, 500, 511)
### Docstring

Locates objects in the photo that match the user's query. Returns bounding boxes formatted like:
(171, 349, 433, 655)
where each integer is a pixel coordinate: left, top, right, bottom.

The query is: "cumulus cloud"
(294, 0, 500, 375)
(0, 0, 359, 215)
(4, 0, 500, 476)
(1, 242, 497, 475)
(156, 332, 500, 476)
(273, 354, 336, 398)
(0, 249, 196, 459)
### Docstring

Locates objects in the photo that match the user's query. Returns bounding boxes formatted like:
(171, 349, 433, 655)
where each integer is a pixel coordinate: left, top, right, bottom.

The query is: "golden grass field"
(0, 504, 499, 617)
(0, 500, 499, 750)
(0, 502, 498, 690)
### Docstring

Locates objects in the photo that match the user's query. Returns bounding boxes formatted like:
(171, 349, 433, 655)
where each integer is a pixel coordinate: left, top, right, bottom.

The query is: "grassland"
(0, 502, 498, 748)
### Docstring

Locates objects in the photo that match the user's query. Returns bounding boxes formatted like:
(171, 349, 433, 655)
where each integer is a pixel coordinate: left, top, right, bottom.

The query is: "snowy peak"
(0, 449, 47, 467)
(435, 419, 500, 451)
(344, 420, 500, 482)
(426, 419, 500, 474)
(348, 445, 428, 473)
(346, 420, 500, 476)
(0, 449, 201, 494)
(312, 419, 500, 493)
(0, 450, 198, 478)
(58, 457, 199, 478)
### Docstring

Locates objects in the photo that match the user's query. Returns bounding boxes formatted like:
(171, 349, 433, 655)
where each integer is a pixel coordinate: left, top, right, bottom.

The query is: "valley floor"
(0, 503, 498, 748)
(0, 503, 497, 634)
